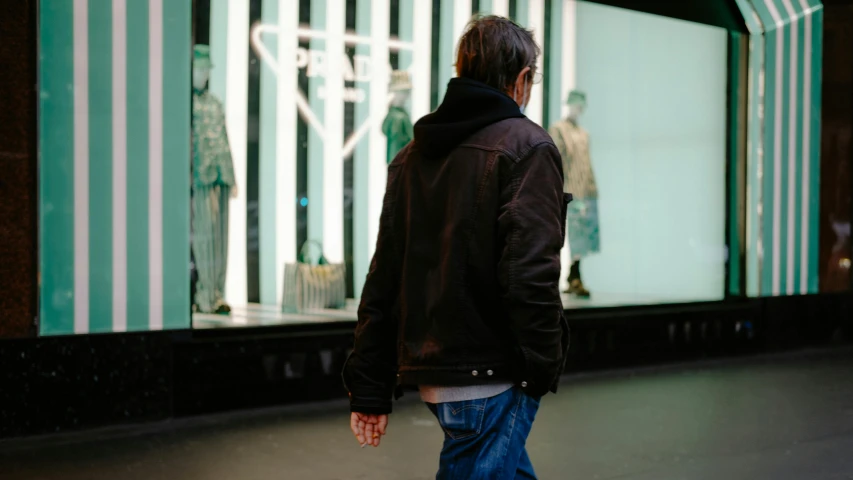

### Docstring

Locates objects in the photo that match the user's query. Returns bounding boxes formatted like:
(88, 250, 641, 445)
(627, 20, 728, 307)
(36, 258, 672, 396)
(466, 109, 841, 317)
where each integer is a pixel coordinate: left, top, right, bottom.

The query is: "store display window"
(188, 0, 728, 329)
(36, 0, 732, 334)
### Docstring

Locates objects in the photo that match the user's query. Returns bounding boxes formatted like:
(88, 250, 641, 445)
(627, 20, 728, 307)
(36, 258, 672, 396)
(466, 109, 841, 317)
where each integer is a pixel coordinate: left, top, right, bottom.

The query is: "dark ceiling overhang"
(582, 0, 750, 33)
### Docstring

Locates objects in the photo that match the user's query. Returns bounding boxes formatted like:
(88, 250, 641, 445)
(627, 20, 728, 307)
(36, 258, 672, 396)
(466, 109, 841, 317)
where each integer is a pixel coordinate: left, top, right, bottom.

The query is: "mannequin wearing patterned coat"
(191, 45, 236, 314)
(548, 90, 599, 297)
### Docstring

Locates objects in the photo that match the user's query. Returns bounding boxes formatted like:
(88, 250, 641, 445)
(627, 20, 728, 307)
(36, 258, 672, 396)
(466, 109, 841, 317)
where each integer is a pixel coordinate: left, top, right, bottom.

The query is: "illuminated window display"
(188, 0, 728, 329)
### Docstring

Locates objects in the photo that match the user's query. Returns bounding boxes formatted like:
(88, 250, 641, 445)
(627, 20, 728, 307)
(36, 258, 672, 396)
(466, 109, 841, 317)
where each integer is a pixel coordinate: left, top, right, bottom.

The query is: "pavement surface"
(1, 348, 852, 479)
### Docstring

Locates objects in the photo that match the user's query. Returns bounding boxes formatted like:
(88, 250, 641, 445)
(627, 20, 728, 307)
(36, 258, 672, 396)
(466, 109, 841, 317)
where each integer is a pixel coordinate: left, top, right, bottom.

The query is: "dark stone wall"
(0, 0, 38, 338)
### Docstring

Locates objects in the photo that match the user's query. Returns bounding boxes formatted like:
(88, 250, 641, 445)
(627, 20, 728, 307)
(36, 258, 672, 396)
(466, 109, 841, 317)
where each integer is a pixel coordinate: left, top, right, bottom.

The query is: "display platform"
(193, 292, 724, 329)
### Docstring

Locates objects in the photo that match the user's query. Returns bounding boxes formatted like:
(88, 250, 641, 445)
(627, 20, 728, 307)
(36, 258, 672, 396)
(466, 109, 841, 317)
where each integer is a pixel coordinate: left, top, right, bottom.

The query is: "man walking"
(343, 15, 570, 479)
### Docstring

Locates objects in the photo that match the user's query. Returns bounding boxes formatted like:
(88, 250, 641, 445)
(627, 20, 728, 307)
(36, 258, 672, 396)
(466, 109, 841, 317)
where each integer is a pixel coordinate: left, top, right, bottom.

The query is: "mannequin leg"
(213, 186, 231, 313)
(568, 259, 581, 283)
(192, 185, 218, 313)
(567, 258, 590, 297)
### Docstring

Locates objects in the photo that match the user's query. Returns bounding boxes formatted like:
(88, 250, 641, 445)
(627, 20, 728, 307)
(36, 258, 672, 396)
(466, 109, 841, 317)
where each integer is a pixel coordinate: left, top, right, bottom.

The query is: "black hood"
(414, 77, 525, 158)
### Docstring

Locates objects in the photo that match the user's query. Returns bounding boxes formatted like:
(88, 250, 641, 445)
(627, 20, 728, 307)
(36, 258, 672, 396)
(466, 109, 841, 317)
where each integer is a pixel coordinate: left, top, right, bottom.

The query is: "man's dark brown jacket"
(344, 77, 571, 414)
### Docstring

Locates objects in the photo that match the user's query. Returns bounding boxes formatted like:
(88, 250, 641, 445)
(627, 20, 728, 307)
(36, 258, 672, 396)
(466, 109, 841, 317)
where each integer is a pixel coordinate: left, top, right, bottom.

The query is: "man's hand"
(350, 412, 388, 448)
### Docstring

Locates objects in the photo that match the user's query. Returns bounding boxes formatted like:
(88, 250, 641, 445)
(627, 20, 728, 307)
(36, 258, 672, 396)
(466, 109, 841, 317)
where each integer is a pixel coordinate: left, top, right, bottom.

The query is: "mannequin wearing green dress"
(381, 70, 414, 164)
(191, 45, 236, 314)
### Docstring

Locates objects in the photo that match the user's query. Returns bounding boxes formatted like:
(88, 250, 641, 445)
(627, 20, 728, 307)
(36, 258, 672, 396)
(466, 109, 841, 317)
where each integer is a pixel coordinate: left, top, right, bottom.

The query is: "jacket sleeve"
(342, 165, 402, 415)
(497, 142, 568, 398)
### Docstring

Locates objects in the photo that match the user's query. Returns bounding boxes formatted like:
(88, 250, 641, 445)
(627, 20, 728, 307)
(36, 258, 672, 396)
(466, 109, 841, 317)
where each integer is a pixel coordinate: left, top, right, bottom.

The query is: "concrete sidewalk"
(2, 348, 852, 479)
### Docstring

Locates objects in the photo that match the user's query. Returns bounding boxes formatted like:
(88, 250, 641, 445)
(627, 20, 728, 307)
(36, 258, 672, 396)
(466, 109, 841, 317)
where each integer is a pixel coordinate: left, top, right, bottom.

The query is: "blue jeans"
(426, 387, 540, 479)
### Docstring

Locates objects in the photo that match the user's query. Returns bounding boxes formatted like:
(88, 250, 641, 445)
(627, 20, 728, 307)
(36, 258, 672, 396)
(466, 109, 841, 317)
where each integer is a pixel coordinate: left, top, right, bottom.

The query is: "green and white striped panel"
(737, 0, 823, 296)
(39, 0, 191, 335)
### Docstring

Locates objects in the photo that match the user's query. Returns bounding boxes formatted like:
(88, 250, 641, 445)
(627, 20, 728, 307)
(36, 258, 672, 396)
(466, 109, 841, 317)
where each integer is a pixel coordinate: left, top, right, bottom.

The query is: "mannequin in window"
(548, 90, 599, 297)
(191, 44, 236, 314)
(382, 70, 414, 165)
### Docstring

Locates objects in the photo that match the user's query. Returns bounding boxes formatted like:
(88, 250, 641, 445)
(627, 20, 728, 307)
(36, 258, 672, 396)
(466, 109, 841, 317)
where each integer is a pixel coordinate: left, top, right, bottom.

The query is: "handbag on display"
(282, 240, 347, 313)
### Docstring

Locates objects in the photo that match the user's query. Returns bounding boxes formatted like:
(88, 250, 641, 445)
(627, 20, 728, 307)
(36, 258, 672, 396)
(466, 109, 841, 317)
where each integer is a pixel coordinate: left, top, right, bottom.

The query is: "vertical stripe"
(478, 0, 493, 14)
(148, 0, 163, 330)
(798, 0, 812, 294)
(792, 12, 805, 294)
(764, 0, 784, 296)
(353, 0, 372, 298)
(399, 1, 414, 69)
(781, 0, 798, 295)
(399, 0, 415, 112)
(368, 0, 390, 265)
(560, 0, 578, 292)
(437, 0, 455, 102)
(88, 0, 113, 334)
(125, 0, 149, 332)
(259, 0, 279, 305)
(727, 32, 743, 296)
(74, 0, 91, 334)
(112, 0, 127, 331)
(276, 0, 299, 304)
(161, 0, 191, 329)
(514, 0, 529, 26)
(224, 0, 250, 307)
(807, 7, 822, 294)
(746, 33, 764, 297)
(492, 0, 509, 17)
(323, 0, 346, 263)
(307, 0, 326, 247)
(761, 29, 776, 296)
(412, 0, 433, 121)
(209, 0, 229, 102)
(453, 0, 473, 42)
(735, 0, 763, 297)
(546, 0, 563, 129)
(526, 0, 544, 125)
(561, 0, 576, 119)
(39, 0, 76, 335)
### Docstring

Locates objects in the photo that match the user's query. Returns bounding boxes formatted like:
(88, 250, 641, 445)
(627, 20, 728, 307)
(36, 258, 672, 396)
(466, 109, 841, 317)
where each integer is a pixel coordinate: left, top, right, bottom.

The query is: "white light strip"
(224, 0, 249, 307)
(112, 0, 127, 331)
(412, 0, 433, 120)
(323, 0, 346, 264)
(799, 0, 812, 294)
(73, 0, 90, 334)
(492, 0, 509, 17)
(561, 0, 577, 119)
(527, 0, 545, 125)
(558, 0, 577, 293)
(368, 0, 390, 263)
(276, 0, 299, 304)
(148, 0, 163, 330)
(454, 0, 473, 51)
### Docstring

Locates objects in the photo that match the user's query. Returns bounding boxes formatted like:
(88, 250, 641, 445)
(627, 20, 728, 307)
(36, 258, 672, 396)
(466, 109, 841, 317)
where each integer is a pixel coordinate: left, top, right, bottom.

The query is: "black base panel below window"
(0, 293, 850, 439)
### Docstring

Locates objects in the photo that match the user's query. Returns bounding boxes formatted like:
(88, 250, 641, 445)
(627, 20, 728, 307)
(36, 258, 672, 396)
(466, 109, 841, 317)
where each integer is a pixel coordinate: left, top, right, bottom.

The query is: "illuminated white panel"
(412, 0, 433, 120)
(276, 0, 299, 303)
(562, 0, 577, 119)
(224, 0, 249, 307)
(492, 0, 510, 16)
(367, 0, 390, 262)
(454, 0, 473, 47)
(526, 0, 545, 125)
(323, 0, 346, 263)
